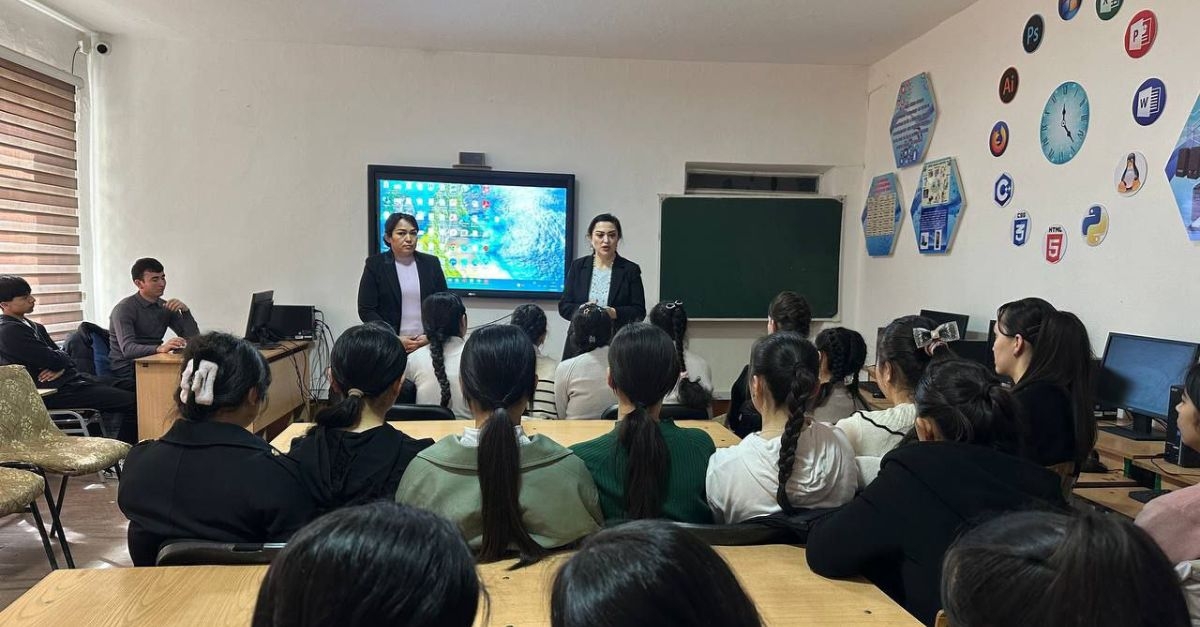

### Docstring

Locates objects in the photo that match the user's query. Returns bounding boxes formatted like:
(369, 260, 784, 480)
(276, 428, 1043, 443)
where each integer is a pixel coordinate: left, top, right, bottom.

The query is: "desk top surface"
(1074, 486, 1145, 519)
(271, 419, 741, 453)
(1095, 423, 1165, 459)
(0, 545, 919, 627)
(134, 340, 310, 365)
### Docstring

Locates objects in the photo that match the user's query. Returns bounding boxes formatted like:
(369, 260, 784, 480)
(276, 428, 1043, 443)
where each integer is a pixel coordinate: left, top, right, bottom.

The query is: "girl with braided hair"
(649, 301, 713, 412)
(404, 292, 470, 418)
(812, 327, 870, 424)
(572, 323, 716, 523)
(397, 325, 601, 563)
(705, 332, 856, 524)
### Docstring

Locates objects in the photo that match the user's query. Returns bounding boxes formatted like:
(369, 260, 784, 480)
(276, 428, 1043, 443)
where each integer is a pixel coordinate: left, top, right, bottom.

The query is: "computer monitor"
(244, 290, 275, 346)
(1097, 333, 1200, 441)
(920, 310, 970, 336)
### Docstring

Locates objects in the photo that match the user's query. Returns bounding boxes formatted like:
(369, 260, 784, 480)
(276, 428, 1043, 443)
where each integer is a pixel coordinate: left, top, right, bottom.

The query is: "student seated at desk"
(649, 301, 713, 411)
(993, 297, 1095, 477)
(942, 511, 1189, 627)
(118, 332, 314, 566)
(289, 323, 433, 514)
(811, 327, 869, 424)
(1137, 363, 1200, 564)
(396, 325, 601, 563)
(511, 304, 558, 419)
(108, 257, 200, 385)
(705, 332, 856, 524)
(806, 359, 1066, 627)
(554, 304, 617, 419)
(253, 501, 479, 627)
(834, 315, 951, 485)
(572, 323, 716, 524)
(550, 520, 761, 627)
(404, 292, 470, 419)
(727, 291, 811, 437)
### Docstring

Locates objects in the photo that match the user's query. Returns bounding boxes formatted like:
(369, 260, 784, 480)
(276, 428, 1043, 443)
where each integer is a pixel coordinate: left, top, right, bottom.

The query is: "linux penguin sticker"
(1082, 204, 1109, 246)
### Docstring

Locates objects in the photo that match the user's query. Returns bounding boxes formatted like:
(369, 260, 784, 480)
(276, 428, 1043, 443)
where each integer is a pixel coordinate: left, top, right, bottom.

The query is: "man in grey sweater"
(108, 258, 200, 385)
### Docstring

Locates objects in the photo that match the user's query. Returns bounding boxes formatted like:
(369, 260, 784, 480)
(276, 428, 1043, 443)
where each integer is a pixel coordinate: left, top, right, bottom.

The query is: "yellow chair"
(0, 365, 130, 567)
(0, 465, 59, 569)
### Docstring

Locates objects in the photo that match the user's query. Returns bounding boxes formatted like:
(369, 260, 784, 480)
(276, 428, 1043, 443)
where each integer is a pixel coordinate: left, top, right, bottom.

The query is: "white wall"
(91, 38, 867, 391)
(854, 0, 1200, 356)
(0, 0, 81, 71)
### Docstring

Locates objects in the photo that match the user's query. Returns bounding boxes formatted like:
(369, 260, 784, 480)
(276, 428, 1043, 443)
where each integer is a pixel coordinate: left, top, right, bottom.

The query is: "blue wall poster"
(910, 157, 966, 255)
(1165, 93, 1200, 241)
(890, 73, 938, 169)
(862, 173, 904, 257)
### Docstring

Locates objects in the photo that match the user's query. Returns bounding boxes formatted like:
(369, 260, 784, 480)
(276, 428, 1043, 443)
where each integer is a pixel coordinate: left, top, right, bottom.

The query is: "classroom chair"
(156, 541, 286, 566)
(599, 403, 710, 421)
(0, 465, 58, 569)
(49, 408, 107, 439)
(385, 404, 455, 421)
(0, 365, 130, 568)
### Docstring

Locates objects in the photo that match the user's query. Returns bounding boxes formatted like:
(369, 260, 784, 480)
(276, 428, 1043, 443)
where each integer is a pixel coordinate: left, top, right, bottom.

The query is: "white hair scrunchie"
(179, 359, 220, 406)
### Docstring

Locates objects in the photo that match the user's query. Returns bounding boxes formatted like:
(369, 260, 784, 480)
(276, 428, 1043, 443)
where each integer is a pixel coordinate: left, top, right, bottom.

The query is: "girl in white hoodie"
(705, 332, 857, 524)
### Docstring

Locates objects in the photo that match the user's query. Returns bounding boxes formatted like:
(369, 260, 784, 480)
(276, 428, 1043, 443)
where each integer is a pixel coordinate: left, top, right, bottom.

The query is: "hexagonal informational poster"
(862, 174, 904, 257)
(910, 157, 965, 255)
(1165, 93, 1200, 241)
(890, 73, 938, 169)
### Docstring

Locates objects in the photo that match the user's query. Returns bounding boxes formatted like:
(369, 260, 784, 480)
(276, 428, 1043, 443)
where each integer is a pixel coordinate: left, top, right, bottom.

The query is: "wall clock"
(1040, 81, 1090, 165)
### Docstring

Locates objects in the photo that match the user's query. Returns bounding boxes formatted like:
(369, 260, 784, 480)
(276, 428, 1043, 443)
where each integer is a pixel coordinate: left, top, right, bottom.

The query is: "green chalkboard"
(659, 196, 842, 319)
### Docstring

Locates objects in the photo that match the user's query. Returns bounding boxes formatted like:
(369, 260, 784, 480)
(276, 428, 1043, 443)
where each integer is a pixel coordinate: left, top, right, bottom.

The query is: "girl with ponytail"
(649, 301, 714, 412)
(117, 332, 314, 566)
(289, 323, 434, 513)
(808, 359, 1066, 626)
(404, 292, 470, 418)
(572, 323, 716, 523)
(397, 325, 601, 563)
(728, 291, 813, 436)
(554, 303, 618, 419)
(812, 327, 869, 424)
(705, 332, 857, 523)
(510, 304, 558, 419)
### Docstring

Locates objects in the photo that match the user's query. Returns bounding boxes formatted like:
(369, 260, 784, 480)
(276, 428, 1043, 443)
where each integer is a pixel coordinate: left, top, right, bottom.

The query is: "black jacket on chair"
(557, 254, 645, 358)
(356, 251, 448, 333)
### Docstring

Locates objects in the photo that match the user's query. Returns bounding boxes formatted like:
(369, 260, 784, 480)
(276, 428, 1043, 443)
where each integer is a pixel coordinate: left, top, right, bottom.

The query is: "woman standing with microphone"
(357, 213, 448, 353)
(558, 214, 646, 360)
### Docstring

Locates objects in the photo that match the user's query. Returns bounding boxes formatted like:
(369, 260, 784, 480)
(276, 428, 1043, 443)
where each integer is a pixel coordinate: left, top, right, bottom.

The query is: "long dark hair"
(175, 332, 270, 422)
(422, 292, 466, 408)
(942, 510, 1189, 627)
(550, 520, 761, 627)
(510, 304, 547, 347)
(610, 323, 681, 519)
(916, 359, 1026, 456)
(649, 301, 712, 410)
(315, 323, 406, 429)
(459, 324, 543, 565)
(877, 315, 955, 395)
(768, 291, 812, 338)
(997, 297, 1095, 467)
(751, 332, 820, 514)
(571, 303, 613, 354)
(252, 501, 480, 627)
(813, 327, 869, 411)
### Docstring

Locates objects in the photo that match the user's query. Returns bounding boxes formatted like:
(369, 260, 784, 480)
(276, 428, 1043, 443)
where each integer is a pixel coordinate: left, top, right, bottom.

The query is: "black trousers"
(43, 376, 138, 444)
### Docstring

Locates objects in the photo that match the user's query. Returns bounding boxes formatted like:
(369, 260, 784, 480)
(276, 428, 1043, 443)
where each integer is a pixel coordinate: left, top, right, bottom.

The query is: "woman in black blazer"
(357, 212, 448, 353)
(558, 214, 646, 360)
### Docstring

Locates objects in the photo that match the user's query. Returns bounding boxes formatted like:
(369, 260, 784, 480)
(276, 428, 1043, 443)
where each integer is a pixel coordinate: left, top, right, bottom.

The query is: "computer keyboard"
(1129, 489, 1172, 504)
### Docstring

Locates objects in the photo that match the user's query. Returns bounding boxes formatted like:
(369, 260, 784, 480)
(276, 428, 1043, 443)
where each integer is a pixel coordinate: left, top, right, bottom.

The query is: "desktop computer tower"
(1165, 385, 1200, 467)
(268, 305, 316, 340)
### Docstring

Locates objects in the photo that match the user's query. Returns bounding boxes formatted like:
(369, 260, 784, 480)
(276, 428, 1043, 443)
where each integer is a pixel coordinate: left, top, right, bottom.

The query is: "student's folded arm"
(111, 310, 160, 359)
(0, 324, 72, 371)
(171, 309, 200, 338)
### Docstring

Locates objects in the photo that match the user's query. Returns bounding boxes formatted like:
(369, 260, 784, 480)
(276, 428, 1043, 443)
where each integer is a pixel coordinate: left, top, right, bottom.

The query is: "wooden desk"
(135, 341, 312, 441)
(271, 419, 740, 454)
(0, 546, 919, 626)
(1095, 427, 1164, 460)
(1073, 487, 1145, 519)
(1131, 457, 1200, 489)
(1074, 470, 1140, 488)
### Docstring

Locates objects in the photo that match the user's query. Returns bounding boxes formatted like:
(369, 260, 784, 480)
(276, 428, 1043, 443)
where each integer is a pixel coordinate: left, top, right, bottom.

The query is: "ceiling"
(42, 0, 976, 65)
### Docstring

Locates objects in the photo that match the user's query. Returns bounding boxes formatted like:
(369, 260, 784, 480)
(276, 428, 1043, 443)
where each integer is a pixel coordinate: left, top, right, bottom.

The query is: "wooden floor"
(0, 474, 131, 610)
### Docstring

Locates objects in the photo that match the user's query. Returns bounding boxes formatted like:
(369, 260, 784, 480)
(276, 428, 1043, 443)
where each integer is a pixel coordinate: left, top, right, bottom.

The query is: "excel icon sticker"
(1044, 224, 1067, 264)
(1012, 210, 1031, 247)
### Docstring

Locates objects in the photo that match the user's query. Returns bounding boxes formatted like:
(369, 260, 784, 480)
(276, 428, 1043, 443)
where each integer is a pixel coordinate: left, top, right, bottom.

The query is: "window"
(685, 162, 823, 195)
(0, 57, 81, 340)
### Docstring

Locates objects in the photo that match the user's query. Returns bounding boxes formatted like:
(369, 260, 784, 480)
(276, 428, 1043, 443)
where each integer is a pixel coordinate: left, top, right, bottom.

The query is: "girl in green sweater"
(572, 323, 716, 523)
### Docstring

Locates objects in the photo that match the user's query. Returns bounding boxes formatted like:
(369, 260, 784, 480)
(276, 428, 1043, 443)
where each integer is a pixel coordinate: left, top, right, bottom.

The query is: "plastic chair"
(599, 403, 709, 421)
(385, 404, 456, 421)
(156, 541, 286, 566)
(0, 365, 130, 568)
(0, 465, 58, 569)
